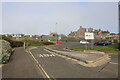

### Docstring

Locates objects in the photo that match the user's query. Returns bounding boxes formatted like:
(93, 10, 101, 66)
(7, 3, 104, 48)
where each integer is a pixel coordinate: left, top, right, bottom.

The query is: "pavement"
(2, 47, 42, 78)
(45, 46, 111, 67)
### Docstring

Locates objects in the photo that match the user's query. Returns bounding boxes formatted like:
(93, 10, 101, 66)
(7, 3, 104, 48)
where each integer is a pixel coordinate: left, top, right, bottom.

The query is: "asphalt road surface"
(2, 43, 118, 79)
(30, 46, 118, 78)
(50, 42, 98, 51)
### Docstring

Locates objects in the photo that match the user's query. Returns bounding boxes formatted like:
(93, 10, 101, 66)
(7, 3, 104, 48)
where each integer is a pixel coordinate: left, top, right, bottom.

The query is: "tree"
(1, 35, 13, 46)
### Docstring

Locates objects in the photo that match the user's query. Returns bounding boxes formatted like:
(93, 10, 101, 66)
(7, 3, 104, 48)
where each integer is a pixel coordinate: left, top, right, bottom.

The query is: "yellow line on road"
(26, 48, 52, 80)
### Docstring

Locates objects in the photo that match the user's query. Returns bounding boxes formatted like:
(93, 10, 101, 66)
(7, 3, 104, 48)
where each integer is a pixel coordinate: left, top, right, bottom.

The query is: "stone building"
(68, 26, 95, 37)
(68, 26, 110, 39)
(68, 26, 86, 37)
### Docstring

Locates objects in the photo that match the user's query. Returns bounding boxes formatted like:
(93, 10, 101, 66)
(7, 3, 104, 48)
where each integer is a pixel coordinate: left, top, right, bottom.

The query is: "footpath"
(2, 47, 41, 78)
(45, 46, 111, 67)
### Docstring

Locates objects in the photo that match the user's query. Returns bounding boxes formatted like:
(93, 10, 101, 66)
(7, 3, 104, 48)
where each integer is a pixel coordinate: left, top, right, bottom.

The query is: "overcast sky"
(2, 2, 119, 35)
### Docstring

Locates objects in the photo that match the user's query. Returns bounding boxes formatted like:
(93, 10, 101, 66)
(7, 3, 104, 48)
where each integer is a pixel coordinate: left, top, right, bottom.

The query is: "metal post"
(86, 40, 87, 49)
(91, 39, 93, 48)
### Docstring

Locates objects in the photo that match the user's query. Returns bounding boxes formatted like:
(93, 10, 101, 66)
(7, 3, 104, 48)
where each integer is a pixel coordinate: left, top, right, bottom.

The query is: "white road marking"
(39, 54, 43, 57)
(50, 54, 55, 56)
(52, 54, 55, 56)
(109, 62, 118, 65)
(26, 49, 51, 79)
(39, 54, 55, 57)
(46, 54, 50, 57)
(43, 54, 47, 57)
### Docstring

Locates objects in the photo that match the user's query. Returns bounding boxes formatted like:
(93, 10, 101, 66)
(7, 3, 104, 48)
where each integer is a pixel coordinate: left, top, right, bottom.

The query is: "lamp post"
(56, 22, 58, 42)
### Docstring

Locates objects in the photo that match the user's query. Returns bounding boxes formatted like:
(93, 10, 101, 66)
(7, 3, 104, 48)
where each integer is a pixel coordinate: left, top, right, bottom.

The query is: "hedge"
(11, 40, 24, 47)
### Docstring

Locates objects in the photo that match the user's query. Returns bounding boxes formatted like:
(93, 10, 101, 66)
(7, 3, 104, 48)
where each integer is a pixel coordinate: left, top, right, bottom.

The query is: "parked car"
(55, 41, 62, 44)
(94, 41, 112, 46)
(80, 40, 89, 44)
(94, 41, 100, 44)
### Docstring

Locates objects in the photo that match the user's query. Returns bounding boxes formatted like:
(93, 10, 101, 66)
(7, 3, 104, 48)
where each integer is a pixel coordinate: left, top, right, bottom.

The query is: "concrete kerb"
(45, 47, 111, 67)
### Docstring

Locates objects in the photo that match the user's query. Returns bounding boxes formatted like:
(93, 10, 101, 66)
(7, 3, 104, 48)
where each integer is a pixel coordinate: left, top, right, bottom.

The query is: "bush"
(1, 35, 13, 47)
(11, 40, 24, 47)
(21, 38, 32, 46)
(42, 41, 54, 45)
(0, 40, 12, 64)
(21, 38, 54, 46)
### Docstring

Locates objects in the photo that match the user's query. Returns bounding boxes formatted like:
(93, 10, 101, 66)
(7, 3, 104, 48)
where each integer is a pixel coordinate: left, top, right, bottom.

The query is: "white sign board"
(85, 33, 94, 39)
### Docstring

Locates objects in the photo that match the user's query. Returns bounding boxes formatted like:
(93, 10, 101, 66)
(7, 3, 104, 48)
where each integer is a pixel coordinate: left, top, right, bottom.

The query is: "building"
(68, 26, 86, 37)
(11, 34, 24, 40)
(68, 26, 110, 39)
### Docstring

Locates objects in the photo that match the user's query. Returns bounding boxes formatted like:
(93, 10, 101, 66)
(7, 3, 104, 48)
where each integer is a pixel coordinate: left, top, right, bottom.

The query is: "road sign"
(85, 32, 94, 40)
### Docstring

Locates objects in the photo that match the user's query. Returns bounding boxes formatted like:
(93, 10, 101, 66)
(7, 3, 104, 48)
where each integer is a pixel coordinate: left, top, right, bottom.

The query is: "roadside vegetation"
(66, 44, 119, 53)
(21, 38, 54, 46)
(0, 40, 12, 64)
(0, 35, 54, 64)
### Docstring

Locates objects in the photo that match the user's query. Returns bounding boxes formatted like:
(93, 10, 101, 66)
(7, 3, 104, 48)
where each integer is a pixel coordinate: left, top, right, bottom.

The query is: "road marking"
(39, 54, 43, 57)
(46, 54, 49, 57)
(35, 64, 46, 78)
(109, 62, 118, 65)
(52, 54, 55, 56)
(39, 54, 56, 57)
(26, 48, 52, 79)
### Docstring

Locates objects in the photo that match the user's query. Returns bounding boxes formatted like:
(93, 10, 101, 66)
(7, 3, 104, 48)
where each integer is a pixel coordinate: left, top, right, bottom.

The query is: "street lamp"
(56, 22, 58, 42)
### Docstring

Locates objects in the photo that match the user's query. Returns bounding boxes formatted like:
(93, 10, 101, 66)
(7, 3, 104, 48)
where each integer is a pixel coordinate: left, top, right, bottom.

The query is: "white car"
(80, 40, 89, 44)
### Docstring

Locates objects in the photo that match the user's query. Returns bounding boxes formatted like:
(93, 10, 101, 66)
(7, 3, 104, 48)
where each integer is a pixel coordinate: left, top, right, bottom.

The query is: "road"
(2, 42, 118, 79)
(50, 42, 98, 51)
(30, 46, 118, 78)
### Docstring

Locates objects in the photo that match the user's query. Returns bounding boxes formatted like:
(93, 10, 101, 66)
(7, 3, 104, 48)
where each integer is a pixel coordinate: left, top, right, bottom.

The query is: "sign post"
(85, 32, 94, 49)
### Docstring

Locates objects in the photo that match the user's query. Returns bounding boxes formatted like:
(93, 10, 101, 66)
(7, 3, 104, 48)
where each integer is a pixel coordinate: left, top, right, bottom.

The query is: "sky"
(1, 2, 119, 35)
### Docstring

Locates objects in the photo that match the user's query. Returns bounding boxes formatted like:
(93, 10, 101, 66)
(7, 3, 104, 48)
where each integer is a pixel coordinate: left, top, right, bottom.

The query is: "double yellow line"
(26, 47, 55, 80)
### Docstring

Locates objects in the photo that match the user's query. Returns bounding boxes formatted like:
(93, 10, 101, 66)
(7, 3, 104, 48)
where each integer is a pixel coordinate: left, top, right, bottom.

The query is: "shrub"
(0, 40, 12, 64)
(21, 38, 32, 46)
(11, 40, 24, 47)
(1, 35, 13, 47)
(21, 38, 54, 46)
(42, 41, 54, 45)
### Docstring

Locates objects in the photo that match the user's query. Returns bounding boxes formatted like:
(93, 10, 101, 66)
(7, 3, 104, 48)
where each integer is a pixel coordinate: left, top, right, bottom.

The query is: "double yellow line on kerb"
(26, 47, 55, 80)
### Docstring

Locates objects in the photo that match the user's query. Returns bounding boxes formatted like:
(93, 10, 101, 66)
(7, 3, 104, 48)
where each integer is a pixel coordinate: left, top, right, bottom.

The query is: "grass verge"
(66, 44, 119, 53)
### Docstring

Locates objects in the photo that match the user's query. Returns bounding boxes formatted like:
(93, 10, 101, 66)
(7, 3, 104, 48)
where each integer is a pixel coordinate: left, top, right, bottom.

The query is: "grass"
(66, 44, 119, 52)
